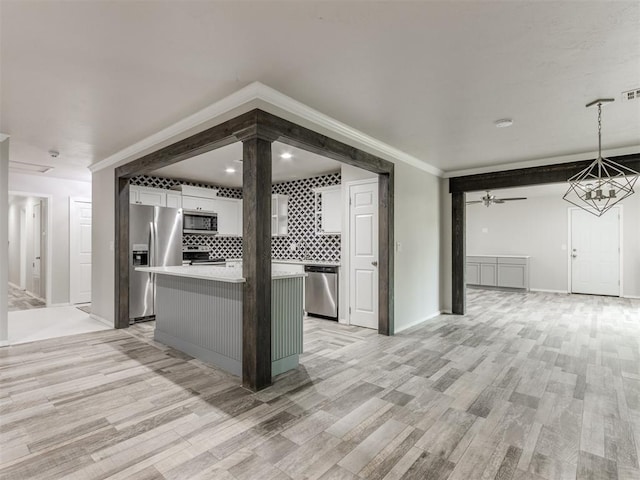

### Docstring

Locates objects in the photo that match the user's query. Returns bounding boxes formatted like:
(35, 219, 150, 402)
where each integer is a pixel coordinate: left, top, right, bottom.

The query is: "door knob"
(371, 261, 378, 267)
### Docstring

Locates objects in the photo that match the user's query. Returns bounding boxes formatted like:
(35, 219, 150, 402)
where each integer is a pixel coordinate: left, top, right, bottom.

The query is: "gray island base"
(136, 266, 305, 378)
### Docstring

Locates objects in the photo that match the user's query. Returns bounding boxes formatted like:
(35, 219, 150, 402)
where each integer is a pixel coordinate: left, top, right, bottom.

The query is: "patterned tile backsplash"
(271, 172, 341, 262)
(132, 173, 341, 262)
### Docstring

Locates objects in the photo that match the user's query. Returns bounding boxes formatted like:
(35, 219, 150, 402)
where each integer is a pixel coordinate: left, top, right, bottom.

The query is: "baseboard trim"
(8, 281, 23, 290)
(47, 302, 71, 308)
(0, 340, 9, 348)
(394, 311, 442, 334)
(623, 295, 640, 300)
(90, 313, 114, 328)
(530, 289, 569, 294)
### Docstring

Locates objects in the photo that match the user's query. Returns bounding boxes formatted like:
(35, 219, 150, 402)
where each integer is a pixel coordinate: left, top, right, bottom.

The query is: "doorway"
(346, 179, 379, 329)
(569, 207, 621, 296)
(7, 193, 51, 309)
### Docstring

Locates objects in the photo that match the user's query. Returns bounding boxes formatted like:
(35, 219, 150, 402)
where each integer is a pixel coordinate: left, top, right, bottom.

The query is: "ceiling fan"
(466, 191, 527, 207)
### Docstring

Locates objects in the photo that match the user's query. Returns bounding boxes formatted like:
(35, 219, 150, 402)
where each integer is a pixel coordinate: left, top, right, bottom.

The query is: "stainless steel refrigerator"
(129, 205, 183, 322)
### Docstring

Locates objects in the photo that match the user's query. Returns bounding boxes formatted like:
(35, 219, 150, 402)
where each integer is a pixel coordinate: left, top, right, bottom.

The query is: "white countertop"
(467, 254, 531, 258)
(136, 265, 307, 283)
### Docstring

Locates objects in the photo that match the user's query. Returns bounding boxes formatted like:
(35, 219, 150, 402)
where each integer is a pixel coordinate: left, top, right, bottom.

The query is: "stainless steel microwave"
(183, 210, 218, 234)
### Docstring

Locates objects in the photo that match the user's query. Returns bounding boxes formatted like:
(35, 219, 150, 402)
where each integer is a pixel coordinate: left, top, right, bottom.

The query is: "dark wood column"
(241, 136, 273, 391)
(378, 170, 394, 335)
(114, 175, 130, 329)
(451, 191, 466, 315)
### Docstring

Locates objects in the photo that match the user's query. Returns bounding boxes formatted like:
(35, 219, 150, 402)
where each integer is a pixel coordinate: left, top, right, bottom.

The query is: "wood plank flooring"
(7, 285, 45, 312)
(1, 289, 639, 479)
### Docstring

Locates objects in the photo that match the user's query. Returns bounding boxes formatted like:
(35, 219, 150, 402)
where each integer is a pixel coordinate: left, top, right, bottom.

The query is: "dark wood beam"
(378, 170, 394, 335)
(115, 110, 259, 178)
(115, 176, 130, 329)
(241, 135, 273, 391)
(451, 191, 466, 315)
(449, 153, 640, 193)
(255, 110, 394, 175)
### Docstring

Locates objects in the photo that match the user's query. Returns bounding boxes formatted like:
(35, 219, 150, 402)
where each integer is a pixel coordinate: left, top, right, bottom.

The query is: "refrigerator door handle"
(150, 221, 157, 308)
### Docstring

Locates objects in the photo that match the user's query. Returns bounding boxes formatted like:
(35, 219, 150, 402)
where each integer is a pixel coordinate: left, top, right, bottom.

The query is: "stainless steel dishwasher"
(304, 265, 338, 320)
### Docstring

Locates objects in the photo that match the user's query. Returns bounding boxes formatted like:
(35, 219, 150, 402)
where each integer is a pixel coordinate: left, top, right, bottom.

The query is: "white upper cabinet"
(314, 186, 342, 235)
(272, 194, 289, 237)
(182, 195, 217, 212)
(130, 186, 168, 207)
(211, 197, 242, 236)
(166, 192, 182, 209)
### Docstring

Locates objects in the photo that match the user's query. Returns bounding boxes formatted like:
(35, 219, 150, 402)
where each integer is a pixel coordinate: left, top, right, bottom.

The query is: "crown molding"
(442, 144, 640, 179)
(89, 82, 442, 177)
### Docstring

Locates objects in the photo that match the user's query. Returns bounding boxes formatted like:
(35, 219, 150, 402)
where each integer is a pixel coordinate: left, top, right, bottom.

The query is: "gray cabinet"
(467, 255, 529, 290)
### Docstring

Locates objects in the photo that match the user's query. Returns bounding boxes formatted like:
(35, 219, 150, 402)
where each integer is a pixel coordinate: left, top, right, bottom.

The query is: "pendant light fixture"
(563, 98, 638, 217)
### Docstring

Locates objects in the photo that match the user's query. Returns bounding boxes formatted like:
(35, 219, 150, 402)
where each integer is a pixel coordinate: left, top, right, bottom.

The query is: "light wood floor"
(8, 285, 45, 312)
(1, 290, 639, 479)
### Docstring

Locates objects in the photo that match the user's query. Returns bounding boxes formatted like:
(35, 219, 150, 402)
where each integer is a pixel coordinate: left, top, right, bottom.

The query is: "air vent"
(8, 161, 54, 174)
(622, 88, 640, 101)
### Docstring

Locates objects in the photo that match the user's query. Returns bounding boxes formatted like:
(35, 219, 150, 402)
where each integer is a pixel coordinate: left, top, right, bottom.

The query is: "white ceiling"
(152, 141, 342, 187)
(2, 1, 639, 183)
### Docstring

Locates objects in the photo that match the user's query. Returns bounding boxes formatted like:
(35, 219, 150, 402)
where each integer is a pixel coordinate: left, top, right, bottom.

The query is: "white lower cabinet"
(467, 255, 529, 290)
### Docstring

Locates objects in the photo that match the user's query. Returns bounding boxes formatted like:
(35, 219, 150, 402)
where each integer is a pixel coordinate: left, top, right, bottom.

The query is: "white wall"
(8, 173, 91, 304)
(439, 178, 452, 313)
(393, 161, 442, 331)
(90, 167, 115, 323)
(467, 195, 569, 292)
(1, 138, 9, 344)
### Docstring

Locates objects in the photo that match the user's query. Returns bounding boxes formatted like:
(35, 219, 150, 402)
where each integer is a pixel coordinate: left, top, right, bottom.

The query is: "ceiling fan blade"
(466, 201, 483, 204)
(493, 199, 505, 204)
(500, 197, 527, 201)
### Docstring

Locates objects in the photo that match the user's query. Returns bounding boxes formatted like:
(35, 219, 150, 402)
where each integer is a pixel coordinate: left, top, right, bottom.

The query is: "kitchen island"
(135, 265, 305, 377)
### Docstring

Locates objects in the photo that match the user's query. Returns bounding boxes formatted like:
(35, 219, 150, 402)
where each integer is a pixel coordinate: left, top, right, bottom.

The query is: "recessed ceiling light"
(280, 152, 293, 160)
(494, 119, 514, 128)
(225, 167, 236, 174)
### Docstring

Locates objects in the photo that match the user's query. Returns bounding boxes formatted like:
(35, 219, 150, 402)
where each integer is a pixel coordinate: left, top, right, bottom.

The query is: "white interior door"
(32, 202, 42, 297)
(349, 181, 378, 329)
(70, 200, 92, 304)
(19, 208, 27, 289)
(570, 207, 620, 296)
